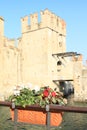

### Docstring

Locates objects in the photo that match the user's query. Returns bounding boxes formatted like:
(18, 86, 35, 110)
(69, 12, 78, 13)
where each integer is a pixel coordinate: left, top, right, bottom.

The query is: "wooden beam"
(0, 101, 87, 113)
(52, 52, 80, 57)
(53, 79, 73, 83)
(50, 105, 87, 113)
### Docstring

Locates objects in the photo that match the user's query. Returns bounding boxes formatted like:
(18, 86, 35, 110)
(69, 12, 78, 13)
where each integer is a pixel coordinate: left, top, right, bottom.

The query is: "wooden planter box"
(11, 109, 63, 126)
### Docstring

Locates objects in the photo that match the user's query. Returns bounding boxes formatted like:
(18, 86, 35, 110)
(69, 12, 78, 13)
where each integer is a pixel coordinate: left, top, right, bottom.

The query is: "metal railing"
(0, 101, 87, 130)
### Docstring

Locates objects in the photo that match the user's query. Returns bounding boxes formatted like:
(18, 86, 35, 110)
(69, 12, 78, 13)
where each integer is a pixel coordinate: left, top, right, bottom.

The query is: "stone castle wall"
(0, 9, 86, 101)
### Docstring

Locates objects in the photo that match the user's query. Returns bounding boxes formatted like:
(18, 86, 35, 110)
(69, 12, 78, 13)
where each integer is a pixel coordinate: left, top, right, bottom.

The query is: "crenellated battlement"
(21, 9, 66, 35)
(30, 12, 38, 30)
(21, 16, 28, 33)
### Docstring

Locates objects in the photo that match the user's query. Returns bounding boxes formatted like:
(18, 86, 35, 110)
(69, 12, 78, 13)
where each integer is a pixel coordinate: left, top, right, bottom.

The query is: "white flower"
(14, 89, 20, 96)
(34, 85, 40, 92)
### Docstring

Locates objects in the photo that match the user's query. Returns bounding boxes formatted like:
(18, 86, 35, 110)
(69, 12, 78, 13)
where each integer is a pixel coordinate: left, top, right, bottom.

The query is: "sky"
(0, 0, 87, 64)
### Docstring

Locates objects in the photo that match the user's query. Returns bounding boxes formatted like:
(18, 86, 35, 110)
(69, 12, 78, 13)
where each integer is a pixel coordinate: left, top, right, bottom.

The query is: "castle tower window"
(59, 42, 62, 47)
(57, 60, 62, 65)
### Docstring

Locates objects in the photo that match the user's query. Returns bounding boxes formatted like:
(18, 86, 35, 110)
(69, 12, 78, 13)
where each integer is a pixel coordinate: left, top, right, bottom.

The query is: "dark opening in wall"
(59, 81, 74, 97)
(57, 60, 62, 65)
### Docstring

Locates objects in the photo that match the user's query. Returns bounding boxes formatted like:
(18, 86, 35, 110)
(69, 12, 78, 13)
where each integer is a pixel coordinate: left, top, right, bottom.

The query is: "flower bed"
(7, 85, 67, 126)
(8, 86, 67, 107)
(11, 109, 63, 126)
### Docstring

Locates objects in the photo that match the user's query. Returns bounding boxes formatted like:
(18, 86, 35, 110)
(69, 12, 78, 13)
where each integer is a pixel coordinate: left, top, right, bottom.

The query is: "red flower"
(43, 89, 49, 97)
(51, 91, 56, 97)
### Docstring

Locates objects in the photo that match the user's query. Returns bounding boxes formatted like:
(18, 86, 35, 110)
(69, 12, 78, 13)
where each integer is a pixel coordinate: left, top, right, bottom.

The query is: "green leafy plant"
(8, 86, 67, 108)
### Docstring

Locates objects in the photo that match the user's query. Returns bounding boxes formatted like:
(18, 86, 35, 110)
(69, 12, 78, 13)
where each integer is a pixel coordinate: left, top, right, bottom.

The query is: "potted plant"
(8, 85, 67, 126)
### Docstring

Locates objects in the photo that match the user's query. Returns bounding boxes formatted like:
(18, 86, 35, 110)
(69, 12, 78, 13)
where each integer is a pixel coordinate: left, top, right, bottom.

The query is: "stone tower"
(19, 9, 66, 88)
